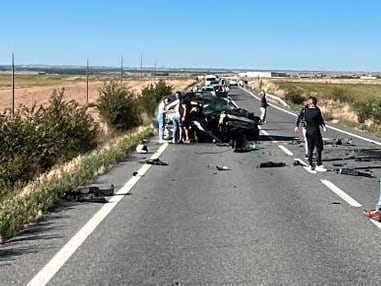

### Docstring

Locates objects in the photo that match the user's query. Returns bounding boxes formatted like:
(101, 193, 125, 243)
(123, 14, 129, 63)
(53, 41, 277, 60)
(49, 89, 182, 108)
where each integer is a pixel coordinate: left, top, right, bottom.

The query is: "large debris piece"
(63, 184, 114, 202)
(335, 168, 374, 178)
(258, 161, 286, 168)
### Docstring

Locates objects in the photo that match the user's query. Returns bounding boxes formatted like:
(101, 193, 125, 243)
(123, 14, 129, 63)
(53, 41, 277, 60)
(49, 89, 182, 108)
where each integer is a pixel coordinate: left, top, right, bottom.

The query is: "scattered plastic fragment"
(63, 184, 114, 202)
(258, 161, 286, 168)
(136, 143, 149, 154)
(144, 158, 168, 165)
(336, 168, 374, 178)
(216, 165, 230, 171)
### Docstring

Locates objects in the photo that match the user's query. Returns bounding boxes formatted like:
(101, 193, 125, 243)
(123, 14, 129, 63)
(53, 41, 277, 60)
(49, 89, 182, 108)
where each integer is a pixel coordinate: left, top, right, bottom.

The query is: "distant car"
(229, 80, 238, 87)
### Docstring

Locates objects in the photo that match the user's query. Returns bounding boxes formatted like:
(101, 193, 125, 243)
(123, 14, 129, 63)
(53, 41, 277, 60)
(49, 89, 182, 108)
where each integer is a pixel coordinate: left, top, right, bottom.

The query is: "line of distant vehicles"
(194, 74, 246, 97)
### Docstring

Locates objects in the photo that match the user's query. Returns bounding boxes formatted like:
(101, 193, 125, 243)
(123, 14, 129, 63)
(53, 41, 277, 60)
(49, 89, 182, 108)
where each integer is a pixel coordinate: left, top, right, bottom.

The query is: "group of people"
(156, 91, 191, 144)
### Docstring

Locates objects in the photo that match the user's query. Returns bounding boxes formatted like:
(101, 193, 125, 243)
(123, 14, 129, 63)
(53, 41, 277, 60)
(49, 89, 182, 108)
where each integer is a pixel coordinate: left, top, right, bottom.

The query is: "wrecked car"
(153, 92, 260, 150)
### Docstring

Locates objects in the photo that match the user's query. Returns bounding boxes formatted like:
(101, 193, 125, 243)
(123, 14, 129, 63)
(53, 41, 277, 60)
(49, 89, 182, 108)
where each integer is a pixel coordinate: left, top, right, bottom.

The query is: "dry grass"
(0, 75, 196, 113)
(250, 77, 381, 125)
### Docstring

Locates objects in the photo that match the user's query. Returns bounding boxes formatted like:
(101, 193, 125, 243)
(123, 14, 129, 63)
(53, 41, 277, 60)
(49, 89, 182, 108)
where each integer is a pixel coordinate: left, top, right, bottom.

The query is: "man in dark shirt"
(297, 96, 327, 171)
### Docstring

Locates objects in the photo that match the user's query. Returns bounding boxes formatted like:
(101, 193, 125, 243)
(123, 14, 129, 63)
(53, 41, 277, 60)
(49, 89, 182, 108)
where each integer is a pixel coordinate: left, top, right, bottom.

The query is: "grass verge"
(0, 125, 154, 243)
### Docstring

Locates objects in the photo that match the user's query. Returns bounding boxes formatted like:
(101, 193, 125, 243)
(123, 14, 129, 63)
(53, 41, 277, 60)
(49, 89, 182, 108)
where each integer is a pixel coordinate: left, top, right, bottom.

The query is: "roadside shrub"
(371, 97, 381, 124)
(284, 87, 305, 105)
(96, 81, 141, 132)
(0, 88, 99, 189)
(37, 88, 99, 164)
(352, 99, 373, 123)
(0, 109, 42, 188)
(139, 80, 172, 114)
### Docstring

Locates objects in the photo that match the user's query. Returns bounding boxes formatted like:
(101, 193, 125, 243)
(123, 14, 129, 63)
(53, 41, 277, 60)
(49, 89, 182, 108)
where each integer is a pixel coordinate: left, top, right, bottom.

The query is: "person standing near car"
(156, 96, 169, 143)
(166, 91, 181, 143)
(179, 93, 191, 143)
(259, 91, 268, 123)
(303, 96, 327, 171)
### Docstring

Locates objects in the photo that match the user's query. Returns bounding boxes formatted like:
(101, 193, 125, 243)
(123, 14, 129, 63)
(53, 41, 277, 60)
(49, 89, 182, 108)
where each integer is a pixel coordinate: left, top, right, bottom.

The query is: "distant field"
(273, 79, 381, 100)
(248, 77, 381, 129)
(0, 74, 196, 112)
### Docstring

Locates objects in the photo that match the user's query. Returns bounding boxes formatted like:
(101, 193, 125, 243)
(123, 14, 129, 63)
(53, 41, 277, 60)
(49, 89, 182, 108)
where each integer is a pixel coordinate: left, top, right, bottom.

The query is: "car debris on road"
(63, 184, 114, 202)
(258, 161, 286, 168)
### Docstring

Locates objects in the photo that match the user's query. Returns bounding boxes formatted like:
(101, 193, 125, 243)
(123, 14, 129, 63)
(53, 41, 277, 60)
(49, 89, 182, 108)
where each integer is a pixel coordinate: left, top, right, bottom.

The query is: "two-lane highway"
(2, 87, 381, 285)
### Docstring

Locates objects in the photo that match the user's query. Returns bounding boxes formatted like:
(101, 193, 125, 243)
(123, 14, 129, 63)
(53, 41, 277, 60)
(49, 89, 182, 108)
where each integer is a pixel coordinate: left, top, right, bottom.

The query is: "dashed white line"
(278, 145, 293, 156)
(26, 143, 169, 286)
(320, 179, 362, 207)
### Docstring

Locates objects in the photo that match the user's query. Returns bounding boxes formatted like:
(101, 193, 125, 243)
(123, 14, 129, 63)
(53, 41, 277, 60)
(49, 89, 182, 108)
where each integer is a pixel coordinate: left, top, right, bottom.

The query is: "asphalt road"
(1, 87, 381, 285)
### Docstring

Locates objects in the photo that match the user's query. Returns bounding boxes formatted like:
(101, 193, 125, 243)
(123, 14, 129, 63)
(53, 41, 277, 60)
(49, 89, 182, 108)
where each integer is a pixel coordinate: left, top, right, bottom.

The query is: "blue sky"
(0, 0, 380, 71)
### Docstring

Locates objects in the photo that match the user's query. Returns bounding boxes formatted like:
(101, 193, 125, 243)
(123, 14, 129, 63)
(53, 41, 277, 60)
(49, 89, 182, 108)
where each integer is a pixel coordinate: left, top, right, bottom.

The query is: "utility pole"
(140, 53, 143, 80)
(120, 56, 123, 83)
(86, 58, 89, 104)
(154, 59, 157, 81)
(11, 53, 15, 116)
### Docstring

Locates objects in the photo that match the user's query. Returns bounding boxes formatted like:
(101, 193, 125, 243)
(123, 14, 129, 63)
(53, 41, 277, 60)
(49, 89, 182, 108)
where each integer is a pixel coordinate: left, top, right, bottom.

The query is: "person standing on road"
(294, 100, 309, 158)
(301, 96, 327, 171)
(259, 91, 268, 123)
(156, 96, 169, 143)
(179, 93, 191, 143)
(166, 91, 181, 143)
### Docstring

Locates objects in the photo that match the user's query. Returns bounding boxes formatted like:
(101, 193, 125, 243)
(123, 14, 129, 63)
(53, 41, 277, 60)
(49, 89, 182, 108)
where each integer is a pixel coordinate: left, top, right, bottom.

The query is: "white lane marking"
(294, 158, 308, 167)
(241, 87, 381, 146)
(370, 219, 381, 229)
(278, 145, 293, 156)
(26, 143, 169, 286)
(304, 166, 317, 174)
(320, 179, 362, 208)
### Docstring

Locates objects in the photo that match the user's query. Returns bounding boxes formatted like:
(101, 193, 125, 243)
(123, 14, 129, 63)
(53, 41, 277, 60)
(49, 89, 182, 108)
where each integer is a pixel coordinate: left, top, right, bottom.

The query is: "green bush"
(284, 87, 305, 105)
(371, 97, 381, 124)
(139, 80, 172, 114)
(0, 110, 42, 188)
(36, 88, 99, 164)
(0, 88, 99, 190)
(96, 81, 141, 132)
(352, 99, 373, 123)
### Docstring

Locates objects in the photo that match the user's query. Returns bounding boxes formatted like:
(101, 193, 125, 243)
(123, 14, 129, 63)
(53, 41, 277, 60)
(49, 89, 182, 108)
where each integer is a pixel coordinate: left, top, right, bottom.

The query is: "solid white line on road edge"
(278, 145, 293, 156)
(294, 158, 308, 166)
(26, 142, 169, 286)
(320, 179, 362, 208)
(370, 219, 381, 229)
